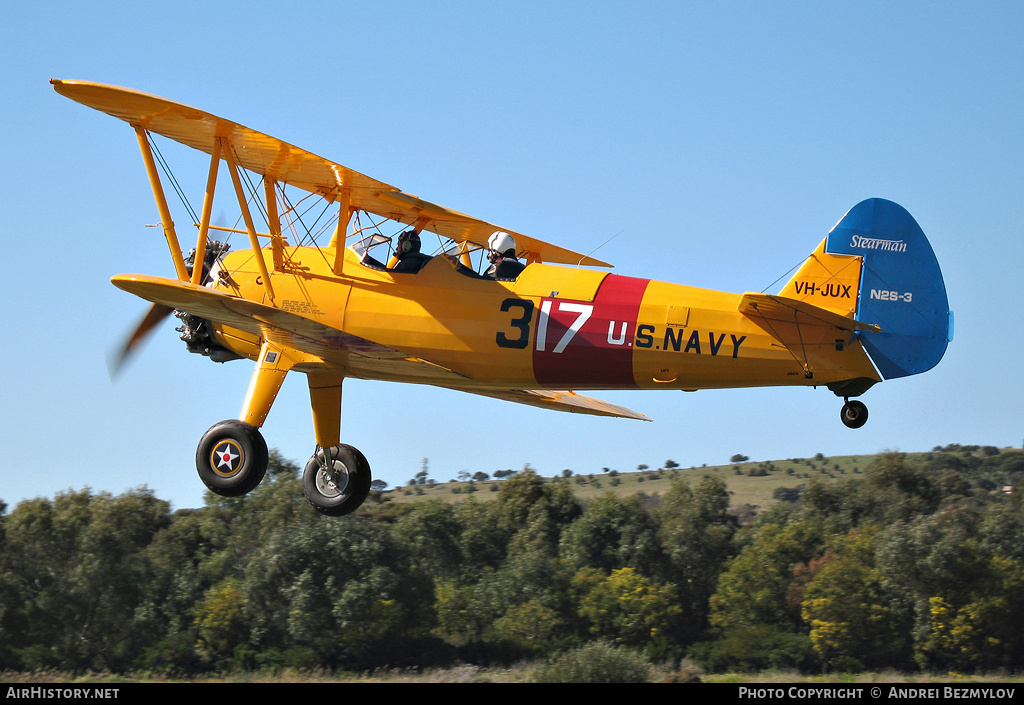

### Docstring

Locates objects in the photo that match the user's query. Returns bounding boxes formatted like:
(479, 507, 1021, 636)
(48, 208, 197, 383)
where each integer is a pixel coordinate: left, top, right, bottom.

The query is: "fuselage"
(208, 244, 880, 393)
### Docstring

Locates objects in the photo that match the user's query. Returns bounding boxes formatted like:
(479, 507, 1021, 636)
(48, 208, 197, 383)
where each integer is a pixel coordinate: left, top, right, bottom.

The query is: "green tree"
(709, 518, 823, 633)
(875, 499, 1024, 672)
(193, 577, 247, 665)
(433, 577, 478, 645)
(440, 539, 574, 656)
(493, 470, 580, 536)
(559, 493, 663, 577)
(658, 476, 738, 640)
(861, 453, 941, 523)
(800, 526, 909, 671)
(242, 513, 434, 668)
(574, 567, 683, 659)
(198, 449, 306, 571)
(391, 499, 464, 580)
(489, 600, 568, 655)
(0, 489, 172, 670)
(916, 552, 1024, 672)
(798, 454, 941, 533)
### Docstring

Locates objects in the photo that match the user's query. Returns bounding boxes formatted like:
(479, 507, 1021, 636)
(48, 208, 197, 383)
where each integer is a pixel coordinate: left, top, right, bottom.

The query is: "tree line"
(1, 447, 1022, 676)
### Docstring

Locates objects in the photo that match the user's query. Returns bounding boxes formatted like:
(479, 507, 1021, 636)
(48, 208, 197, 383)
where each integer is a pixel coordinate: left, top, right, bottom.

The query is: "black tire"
(302, 444, 371, 516)
(840, 400, 869, 429)
(196, 420, 269, 496)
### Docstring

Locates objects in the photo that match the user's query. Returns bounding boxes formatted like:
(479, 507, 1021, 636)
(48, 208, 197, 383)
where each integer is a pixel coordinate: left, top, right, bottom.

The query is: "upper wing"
(52, 78, 611, 268)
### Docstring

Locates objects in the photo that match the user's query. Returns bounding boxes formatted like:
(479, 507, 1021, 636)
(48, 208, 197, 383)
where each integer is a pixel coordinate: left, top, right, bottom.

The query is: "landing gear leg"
(301, 372, 372, 516)
(840, 398, 869, 429)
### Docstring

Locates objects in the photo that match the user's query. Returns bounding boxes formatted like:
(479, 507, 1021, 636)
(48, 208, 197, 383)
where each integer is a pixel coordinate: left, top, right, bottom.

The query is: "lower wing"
(112, 274, 649, 420)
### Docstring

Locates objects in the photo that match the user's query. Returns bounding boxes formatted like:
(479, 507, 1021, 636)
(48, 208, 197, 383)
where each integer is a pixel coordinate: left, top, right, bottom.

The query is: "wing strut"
(192, 135, 221, 285)
(747, 300, 815, 379)
(135, 127, 189, 281)
(264, 179, 286, 271)
(223, 139, 275, 302)
(329, 188, 353, 276)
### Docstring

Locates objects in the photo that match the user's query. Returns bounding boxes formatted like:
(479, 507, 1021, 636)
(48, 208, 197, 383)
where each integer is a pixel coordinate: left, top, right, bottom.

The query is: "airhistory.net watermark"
(5, 687, 120, 699)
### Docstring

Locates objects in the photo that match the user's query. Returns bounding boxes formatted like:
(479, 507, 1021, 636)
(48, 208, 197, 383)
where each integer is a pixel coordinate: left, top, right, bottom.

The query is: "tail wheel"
(196, 420, 269, 496)
(840, 399, 869, 429)
(302, 444, 371, 516)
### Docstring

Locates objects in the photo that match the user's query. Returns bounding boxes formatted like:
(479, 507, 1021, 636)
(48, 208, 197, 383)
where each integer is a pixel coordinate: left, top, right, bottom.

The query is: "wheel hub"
(315, 459, 350, 498)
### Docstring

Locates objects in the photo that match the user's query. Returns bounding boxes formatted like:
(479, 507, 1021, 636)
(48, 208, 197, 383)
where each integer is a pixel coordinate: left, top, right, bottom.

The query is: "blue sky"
(2, 1, 1022, 511)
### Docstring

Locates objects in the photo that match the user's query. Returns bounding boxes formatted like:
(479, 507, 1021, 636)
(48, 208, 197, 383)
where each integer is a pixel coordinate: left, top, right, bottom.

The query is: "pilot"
(391, 229, 431, 273)
(484, 231, 525, 280)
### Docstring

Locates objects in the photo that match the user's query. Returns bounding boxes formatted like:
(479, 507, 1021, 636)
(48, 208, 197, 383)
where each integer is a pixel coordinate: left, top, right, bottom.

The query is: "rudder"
(825, 198, 952, 379)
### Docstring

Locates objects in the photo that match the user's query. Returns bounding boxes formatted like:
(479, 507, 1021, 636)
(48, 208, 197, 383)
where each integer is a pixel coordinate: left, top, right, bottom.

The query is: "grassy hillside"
(383, 444, 1023, 515)
(384, 451, 903, 513)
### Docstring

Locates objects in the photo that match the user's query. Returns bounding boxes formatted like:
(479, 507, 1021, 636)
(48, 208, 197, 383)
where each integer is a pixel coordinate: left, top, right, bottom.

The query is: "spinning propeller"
(109, 233, 232, 376)
(109, 302, 175, 377)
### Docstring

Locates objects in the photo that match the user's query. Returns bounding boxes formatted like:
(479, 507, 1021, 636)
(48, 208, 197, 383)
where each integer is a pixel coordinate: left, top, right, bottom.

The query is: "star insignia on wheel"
(211, 441, 242, 474)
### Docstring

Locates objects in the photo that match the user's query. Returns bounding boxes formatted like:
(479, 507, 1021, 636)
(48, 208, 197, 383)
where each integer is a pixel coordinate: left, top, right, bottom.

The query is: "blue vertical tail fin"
(825, 199, 952, 380)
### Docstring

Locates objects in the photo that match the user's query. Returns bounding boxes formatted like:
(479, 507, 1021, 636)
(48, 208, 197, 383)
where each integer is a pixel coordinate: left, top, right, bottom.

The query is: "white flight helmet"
(487, 231, 516, 257)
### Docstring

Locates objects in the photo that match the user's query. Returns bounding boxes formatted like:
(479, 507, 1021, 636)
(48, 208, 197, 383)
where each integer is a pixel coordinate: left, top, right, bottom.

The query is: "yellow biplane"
(53, 79, 952, 515)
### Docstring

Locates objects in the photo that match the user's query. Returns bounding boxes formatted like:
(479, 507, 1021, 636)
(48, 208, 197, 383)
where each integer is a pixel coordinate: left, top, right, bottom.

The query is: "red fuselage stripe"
(533, 274, 651, 388)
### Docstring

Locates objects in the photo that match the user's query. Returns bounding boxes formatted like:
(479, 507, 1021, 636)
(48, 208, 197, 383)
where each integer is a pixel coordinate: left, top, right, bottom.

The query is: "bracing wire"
(760, 257, 805, 294)
(144, 135, 418, 271)
(149, 135, 199, 226)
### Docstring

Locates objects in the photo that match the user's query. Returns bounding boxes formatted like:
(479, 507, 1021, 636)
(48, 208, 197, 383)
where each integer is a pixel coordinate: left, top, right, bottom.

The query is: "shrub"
(689, 625, 819, 673)
(531, 641, 651, 683)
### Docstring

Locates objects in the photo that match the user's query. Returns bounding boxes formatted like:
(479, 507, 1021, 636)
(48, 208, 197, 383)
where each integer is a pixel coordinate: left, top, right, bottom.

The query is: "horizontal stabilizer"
(739, 292, 884, 388)
(738, 293, 880, 333)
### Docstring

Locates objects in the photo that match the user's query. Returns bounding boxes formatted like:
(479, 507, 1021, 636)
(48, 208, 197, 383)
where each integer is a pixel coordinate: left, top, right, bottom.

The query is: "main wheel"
(196, 420, 269, 496)
(840, 399, 869, 429)
(302, 444, 371, 516)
